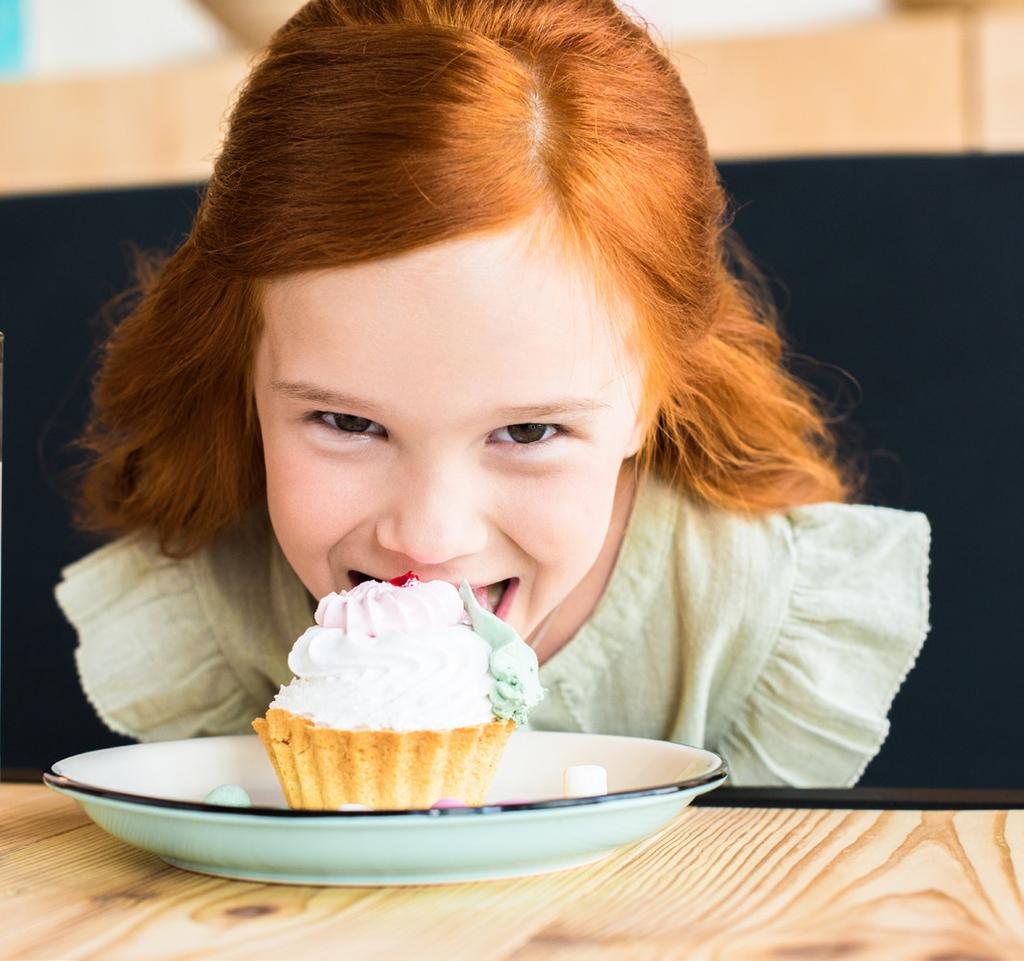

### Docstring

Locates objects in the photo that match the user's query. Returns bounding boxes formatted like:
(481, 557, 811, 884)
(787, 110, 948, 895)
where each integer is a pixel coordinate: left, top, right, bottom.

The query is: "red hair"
(75, 0, 851, 557)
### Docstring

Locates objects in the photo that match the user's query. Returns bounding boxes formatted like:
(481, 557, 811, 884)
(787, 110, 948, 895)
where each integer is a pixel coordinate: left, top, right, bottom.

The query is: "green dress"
(54, 473, 930, 787)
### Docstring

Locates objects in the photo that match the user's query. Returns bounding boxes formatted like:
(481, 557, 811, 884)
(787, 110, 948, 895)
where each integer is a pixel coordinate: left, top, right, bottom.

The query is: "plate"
(44, 730, 728, 886)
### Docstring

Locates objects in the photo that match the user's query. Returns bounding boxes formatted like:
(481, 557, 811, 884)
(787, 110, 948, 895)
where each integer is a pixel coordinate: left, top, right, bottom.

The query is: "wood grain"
(0, 54, 251, 195)
(669, 12, 967, 160)
(510, 807, 1024, 960)
(3, 785, 1023, 960)
(969, 8, 1024, 151)
(0, 783, 90, 855)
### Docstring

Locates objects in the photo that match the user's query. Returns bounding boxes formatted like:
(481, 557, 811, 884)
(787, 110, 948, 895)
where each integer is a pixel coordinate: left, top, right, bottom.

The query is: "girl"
(55, 0, 929, 787)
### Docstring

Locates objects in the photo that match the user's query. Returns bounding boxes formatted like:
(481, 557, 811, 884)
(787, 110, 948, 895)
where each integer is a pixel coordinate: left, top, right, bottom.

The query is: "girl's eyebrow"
(271, 381, 377, 412)
(270, 380, 609, 419)
(492, 400, 610, 419)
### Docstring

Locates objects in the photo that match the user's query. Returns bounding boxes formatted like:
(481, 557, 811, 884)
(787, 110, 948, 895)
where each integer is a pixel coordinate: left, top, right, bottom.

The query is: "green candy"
(203, 783, 252, 807)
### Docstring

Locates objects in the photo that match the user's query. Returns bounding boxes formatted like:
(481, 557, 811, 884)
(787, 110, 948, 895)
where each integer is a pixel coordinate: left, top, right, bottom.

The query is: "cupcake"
(252, 572, 544, 810)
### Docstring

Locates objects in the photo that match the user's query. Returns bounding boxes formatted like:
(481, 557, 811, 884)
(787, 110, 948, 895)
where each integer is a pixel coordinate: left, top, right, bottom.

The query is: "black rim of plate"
(42, 755, 729, 818)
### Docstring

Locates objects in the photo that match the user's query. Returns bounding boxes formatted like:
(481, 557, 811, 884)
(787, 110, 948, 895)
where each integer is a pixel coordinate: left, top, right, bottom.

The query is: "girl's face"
(253, 221, 645, 641)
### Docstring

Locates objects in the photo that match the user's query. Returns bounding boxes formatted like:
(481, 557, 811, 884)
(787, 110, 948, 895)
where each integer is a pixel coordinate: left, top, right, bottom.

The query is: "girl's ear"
(620, 349, 650, 459)
(624, 408, 649, 459)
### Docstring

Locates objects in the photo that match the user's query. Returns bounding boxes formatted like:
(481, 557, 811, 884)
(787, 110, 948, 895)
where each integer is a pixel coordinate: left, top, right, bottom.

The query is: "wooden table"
(3, 783, 1024, 960)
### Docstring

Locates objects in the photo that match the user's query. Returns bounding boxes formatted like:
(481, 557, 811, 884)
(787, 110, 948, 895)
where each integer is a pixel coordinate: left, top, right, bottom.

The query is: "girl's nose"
(374, 467, 488, 566)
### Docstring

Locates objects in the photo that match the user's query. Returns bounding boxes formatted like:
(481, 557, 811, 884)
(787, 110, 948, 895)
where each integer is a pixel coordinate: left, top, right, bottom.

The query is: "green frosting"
(459, 580, 545, 725)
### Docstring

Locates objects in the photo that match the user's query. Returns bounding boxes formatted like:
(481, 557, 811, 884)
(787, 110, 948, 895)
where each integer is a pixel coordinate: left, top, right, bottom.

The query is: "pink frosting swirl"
(315, 578, 466, 637)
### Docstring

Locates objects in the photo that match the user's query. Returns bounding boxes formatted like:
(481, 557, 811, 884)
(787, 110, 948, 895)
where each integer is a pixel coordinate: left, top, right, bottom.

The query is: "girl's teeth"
(471, 581, 508, 614)
(487, 581, 508, 612)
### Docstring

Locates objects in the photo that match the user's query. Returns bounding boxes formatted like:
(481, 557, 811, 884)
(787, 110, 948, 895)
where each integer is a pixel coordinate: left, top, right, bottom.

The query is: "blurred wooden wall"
(2, 8, 1022, 195)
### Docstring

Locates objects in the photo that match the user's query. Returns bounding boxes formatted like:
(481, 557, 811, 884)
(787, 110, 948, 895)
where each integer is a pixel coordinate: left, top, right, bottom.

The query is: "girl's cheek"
(494, 459, 615, 556)
(275, 449, 334, 511)
(268, 463, 375, 598)
(284, 454, 378, 522)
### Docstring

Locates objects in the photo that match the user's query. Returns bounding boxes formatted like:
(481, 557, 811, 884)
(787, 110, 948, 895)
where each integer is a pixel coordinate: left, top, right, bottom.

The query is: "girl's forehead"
(258, 224, 639, 396)
(264, 223, 617, 326)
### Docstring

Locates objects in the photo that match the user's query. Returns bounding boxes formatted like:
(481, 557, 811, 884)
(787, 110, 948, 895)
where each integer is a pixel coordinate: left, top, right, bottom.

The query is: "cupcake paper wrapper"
(252, 708, 515, 810)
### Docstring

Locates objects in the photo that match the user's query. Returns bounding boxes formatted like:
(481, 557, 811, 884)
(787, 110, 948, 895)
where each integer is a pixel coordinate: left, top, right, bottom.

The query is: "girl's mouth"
(483, 577, 518, 620)
(347, 572, 519, 621)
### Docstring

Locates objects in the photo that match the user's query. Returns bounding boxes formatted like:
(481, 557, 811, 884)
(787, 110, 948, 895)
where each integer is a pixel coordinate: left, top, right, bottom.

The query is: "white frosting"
(271, 579, 497, 732)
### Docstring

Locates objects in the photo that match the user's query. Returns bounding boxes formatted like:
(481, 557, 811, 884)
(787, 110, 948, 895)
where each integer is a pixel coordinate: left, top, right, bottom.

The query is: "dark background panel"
(719, 155, 1023, 788)
(0, 185, 204, 772)
(1, 156, 1021, 785)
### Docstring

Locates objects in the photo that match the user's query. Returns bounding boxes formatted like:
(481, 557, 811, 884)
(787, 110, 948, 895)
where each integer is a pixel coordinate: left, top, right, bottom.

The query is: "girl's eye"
(310, 414, 560, 445)
(317, 412, 386, 435)
(493, 423, 559, 445)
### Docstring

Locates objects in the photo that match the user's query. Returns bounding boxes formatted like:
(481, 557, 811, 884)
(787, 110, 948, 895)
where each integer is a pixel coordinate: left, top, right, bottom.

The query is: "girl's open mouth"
(479, 577, 518, 620)
(347, 572, 519, 621)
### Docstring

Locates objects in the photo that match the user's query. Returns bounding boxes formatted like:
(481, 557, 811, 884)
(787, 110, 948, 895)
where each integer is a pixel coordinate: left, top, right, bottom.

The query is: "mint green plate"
(44, 731, 727, 886)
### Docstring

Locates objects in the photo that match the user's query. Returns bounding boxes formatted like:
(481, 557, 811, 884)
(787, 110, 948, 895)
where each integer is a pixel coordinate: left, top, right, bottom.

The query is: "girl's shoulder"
(637, 474, 930, 613)
(637, 475, 931, 786)
(655, 475, 930, 579)
(54, 506, 313, 741)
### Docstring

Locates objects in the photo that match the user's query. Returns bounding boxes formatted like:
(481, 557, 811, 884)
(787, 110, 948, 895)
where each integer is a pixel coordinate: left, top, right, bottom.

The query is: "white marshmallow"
(563, 764, 608, 798)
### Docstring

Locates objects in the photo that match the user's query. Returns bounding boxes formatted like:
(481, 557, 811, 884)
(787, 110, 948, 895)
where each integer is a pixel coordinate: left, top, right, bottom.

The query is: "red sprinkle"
(388, 571, 420, 587)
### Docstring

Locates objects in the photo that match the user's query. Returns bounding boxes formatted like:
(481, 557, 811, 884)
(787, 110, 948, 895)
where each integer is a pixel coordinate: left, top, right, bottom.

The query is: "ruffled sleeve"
(718, 503, 931, 787)
(53, 509, 304, 742)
